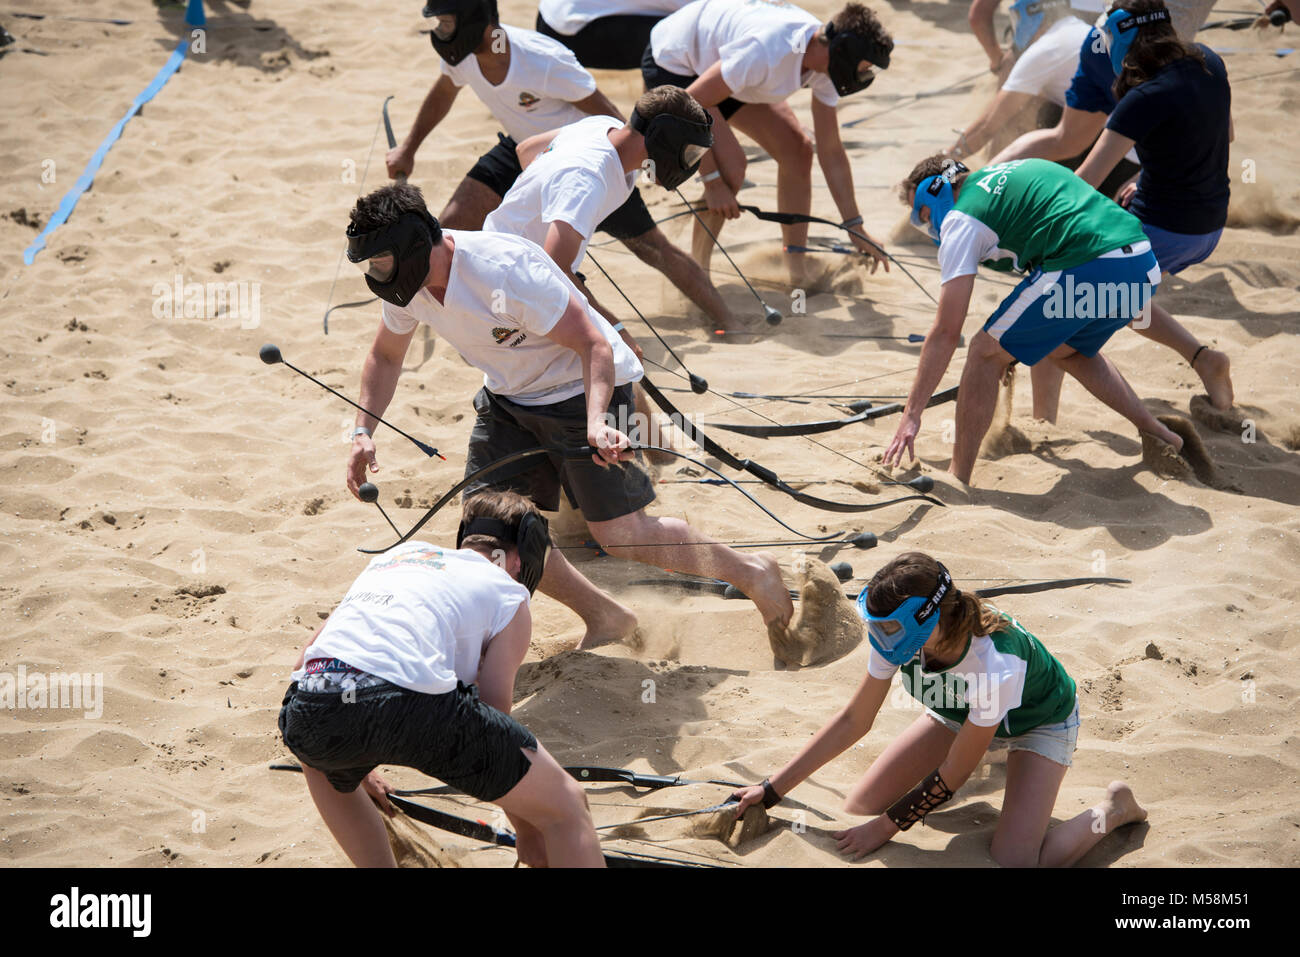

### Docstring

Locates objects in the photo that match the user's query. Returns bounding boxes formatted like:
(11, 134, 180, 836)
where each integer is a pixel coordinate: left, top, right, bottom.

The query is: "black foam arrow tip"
(847, 531, 878, 549)
(358, 482, 379, 504)
(847, 399, 873, 413)
(689, 374, 709, 395)
(829, 561, 853, 582)
(259, 343, 283, 365)
(763, 305, 783, 326)
(908, 475, 934, 494)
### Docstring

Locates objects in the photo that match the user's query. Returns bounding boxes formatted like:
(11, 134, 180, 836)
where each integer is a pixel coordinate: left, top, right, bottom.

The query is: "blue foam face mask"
(857, 564, 953, 666)
(910, 162, 966, 245)
(1102, 7, 1171, 75)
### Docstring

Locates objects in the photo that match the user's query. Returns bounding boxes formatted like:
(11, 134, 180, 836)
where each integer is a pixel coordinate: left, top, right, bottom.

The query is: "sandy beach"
(1, 0, 1297, 868)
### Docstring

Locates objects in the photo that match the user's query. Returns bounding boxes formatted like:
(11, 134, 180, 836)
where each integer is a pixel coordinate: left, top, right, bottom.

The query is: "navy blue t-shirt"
(1106, 45, 1231, 235)
(1065, 27, 1119, 115)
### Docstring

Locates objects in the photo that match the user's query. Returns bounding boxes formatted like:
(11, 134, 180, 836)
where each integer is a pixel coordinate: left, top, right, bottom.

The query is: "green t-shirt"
(873, 612, 1077, 737)
(938, 158, 1148, 279)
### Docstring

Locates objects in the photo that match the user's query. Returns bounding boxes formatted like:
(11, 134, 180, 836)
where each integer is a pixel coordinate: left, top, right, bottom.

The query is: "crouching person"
(278, 490, 604, 867)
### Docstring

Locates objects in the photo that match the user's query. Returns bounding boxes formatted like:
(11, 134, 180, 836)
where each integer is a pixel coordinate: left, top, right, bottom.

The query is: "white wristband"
(841, 215, 864, 229)
(699, 170, 722, 184)
(351, 427, 372, 439)
(611, 322, 625, 332)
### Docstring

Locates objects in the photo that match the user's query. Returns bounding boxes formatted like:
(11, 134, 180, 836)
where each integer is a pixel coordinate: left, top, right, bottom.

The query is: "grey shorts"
(464, 385, 655, 523)
(278, 676, 537, 800)
(926, 700, 1080, 767)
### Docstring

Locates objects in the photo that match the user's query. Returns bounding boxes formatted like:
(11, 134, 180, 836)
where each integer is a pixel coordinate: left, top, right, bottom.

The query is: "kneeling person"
(279, 490, 604, 868)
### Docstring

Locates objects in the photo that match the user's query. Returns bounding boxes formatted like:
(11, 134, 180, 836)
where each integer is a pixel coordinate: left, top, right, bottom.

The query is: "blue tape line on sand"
(23, 0, 205, 264)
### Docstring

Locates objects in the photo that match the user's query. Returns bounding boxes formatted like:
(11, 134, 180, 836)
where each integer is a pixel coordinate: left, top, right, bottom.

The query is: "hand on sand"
(883, 412, 921, 469)
(834, 816, 896, 860)
(730, 784, 768, 816)
(850, 230, 890, 275)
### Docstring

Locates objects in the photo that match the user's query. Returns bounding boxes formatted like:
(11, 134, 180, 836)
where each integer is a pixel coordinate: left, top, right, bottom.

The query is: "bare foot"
(738, 552, 794, 628)
(1100, 781, 1147, 829)
(1142, 419, 1184, 454)
(575, 600, 639, 650)
(1192, 348, 1234, 410)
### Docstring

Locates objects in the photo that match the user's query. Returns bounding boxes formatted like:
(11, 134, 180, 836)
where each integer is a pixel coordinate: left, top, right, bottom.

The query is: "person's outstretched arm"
(732, 672, 893, 813)
(811, 97, 889, 272)
(1074, 128, 1135, 190)
(969, 0, 1007, 73)
(573, 88, 625, 122)
(836, 718, 999, 859)
(347, 320, 415, 498)
(477, 603, 532, 714)
(388, 75, 461, 179)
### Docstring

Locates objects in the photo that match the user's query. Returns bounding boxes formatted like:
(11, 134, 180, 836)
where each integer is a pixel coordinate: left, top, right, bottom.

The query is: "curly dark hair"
(831, 3, 893, 56)
(348, 183, 440, 236)
(896, 153, 969, 206)
(1109, 0, 1209, 98)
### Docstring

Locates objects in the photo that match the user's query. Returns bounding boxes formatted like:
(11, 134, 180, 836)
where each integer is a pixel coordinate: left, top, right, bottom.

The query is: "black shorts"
(278, 678, 537, 800)
(465, 384, 656, 522)
(466, 132, 655, 240)
(536, 12, 664, 71)
(640, 43, 745, 120)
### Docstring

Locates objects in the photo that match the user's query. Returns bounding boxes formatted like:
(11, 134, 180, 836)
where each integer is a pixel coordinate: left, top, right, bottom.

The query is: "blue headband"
(1103, 7, 1171, 75)
(910, 161, 966, 245)
(857, 564, 953, 666)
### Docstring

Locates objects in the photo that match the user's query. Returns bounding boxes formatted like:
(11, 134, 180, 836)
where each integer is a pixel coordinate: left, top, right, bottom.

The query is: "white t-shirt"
(867, 634, 1029, 730)
(441, 24, 596, 141)
(936, 210, 1012, 284)
(292, 544, 529, 695)
(482, 114, 637, 273)
(1002, 16, 1092, 104)
(381, 230, 643, 405)
(539, 0, 692, 35)
(650, 0, 838, 107)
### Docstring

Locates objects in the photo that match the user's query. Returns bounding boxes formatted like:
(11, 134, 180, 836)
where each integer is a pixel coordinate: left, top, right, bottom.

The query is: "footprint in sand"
(767, 558, 863, 668)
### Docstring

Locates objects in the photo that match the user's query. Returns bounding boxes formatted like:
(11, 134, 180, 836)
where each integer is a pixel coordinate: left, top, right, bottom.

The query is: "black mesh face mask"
(824, 21, 892, 96)
(423, 0, 496, 65)
(456, 512, 552, 596)
(629, 107, 713, 190)
(345, 210, 440, 308)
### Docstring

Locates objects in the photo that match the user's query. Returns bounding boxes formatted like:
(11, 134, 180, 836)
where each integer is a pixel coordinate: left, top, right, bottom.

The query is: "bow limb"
(704, 385, 959, 439)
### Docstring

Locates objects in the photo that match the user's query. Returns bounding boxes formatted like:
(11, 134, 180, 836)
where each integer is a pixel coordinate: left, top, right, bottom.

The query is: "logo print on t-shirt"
(518, 91, 540, 109)
(492, 326, 520, 344)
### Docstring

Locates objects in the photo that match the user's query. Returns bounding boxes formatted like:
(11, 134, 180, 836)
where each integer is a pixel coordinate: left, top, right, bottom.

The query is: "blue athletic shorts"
(983, 242, 1162, 365)
(1141, 222, 1223, 275)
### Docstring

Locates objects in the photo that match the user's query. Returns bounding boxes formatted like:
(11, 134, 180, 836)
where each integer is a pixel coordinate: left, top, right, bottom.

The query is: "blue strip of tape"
(23, 0, 206, 264)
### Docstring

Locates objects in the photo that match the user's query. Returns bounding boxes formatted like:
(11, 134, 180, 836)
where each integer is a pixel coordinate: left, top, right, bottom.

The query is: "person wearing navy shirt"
(1032, 0, 1235, 422)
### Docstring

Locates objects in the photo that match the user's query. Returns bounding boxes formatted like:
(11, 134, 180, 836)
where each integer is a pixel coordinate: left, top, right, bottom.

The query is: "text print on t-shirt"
(972, 160, 1027, 199)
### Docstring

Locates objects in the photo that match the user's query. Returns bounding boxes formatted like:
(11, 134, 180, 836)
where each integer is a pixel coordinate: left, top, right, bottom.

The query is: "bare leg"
(1135, 298, 1234, 409)
(587, 509, 793, 631)
(1030, 361, 1066, 423)
(1050, 345, 1182, 451)
(620, 228, 743, 333)
(536, 546, 638, 648)
(438, 176, 503, 231)
(993, 749, 1146, 867)
(732, 102, 813, 284)
(951, 331, 1015, 484)
(844, 714, 957, 814)
(495, 744, 604, 868)
(302, 765, 397, 868)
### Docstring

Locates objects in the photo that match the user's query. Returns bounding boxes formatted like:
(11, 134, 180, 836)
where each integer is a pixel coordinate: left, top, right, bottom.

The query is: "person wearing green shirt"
(731, 551, 1148, 865)
(884, 154, 1185, 485)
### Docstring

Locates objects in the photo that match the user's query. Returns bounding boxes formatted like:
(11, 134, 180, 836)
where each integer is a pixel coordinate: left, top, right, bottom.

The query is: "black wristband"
(885, 769, 954, 831)
(760, 778, 782, 809)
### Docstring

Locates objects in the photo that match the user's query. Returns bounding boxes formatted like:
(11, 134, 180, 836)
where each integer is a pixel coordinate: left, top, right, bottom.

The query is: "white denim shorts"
(925, 699, 1080, 767)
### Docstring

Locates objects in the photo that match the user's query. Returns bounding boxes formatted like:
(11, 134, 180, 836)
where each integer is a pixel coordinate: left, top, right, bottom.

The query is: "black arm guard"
(885, 769, 954, 831)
